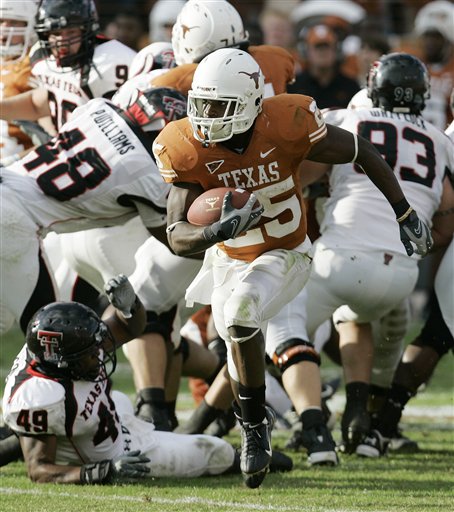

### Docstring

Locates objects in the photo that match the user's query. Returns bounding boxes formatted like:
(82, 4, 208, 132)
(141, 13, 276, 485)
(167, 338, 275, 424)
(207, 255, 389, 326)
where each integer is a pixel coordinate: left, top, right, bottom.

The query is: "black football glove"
(398, 210, 433, 257)
(203, 191, 264, 243)
(104, 274, 137, 318)
(80, 450, 150, 484)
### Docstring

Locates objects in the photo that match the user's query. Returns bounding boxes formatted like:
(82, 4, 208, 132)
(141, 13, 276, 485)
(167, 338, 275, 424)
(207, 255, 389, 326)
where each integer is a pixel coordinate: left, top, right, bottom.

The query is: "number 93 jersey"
(3, 98, 169, 235)
(3, 346, 127, 465)
(30, 38, 136, 132)
(320, 107, 454, 255)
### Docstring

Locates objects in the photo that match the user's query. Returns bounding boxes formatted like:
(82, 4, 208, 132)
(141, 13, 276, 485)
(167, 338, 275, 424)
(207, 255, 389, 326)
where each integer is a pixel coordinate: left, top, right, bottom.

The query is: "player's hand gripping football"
(204, 191, 264, 242)
(104, 274, 137, 318)
(110, 450, 150, 481)
(398, 209, 433, 257)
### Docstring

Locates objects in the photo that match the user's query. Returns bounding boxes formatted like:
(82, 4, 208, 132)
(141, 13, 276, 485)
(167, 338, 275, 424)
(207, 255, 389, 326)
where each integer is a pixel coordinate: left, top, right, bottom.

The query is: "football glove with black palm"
(203, 191, 264, 243)
(398, 210, 433, 257)
(80, 450, 150, 484)
(104, 274, 137, 318)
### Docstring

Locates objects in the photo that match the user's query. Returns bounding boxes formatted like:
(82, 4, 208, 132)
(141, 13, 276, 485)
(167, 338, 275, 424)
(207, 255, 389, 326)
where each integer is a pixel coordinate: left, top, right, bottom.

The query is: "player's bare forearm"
(166, 183, 215, 257)
(0, 88, 50, 121)
(20, 436, 82, 484)
(102, 300, 146, 350)
(308, 124, 406, 207)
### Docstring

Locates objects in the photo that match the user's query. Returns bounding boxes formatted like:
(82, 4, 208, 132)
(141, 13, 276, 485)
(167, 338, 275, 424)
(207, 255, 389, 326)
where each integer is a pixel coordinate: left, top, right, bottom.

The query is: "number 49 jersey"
(320, 107, 454, 255)
(2, 98, 169, 235)
(3, 346, 127, 465)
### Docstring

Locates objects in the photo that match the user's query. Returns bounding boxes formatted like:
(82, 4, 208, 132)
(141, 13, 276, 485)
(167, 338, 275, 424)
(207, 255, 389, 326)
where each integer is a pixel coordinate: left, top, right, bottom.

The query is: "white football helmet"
(0, 0, 38, 61)
(188, 48, 264, 145)
(414, 0, 454, 43)
(172, 0, 249, 66)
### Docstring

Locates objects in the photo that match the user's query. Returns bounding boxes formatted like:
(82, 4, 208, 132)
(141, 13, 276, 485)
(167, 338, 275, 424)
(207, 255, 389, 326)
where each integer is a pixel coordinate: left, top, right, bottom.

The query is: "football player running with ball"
(153, 48, 432, 488)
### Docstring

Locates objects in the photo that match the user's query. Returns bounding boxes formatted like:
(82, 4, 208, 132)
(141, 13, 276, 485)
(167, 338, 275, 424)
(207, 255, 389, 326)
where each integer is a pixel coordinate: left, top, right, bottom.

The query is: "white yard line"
(0, 487, 372, 512)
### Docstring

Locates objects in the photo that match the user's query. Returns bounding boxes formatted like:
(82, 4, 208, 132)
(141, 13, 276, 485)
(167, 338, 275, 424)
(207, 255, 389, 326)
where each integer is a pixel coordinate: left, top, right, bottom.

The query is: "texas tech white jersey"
(3, 346, 127, 465)
(320, 107, 454, 255)
(2, 98, 169, 235)
(30, 38, 136, 131)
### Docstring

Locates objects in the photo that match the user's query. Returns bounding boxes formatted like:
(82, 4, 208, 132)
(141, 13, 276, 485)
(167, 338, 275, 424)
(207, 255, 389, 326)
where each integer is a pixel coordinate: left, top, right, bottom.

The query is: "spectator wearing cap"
(288, 24, 360, 109)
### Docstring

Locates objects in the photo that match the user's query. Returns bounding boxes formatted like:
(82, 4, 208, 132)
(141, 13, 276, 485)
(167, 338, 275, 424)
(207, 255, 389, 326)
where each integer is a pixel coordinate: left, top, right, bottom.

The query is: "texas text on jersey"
(3, 345, 126, 465)
(29, 37, 136, 131)
(154, 93, 327, 262)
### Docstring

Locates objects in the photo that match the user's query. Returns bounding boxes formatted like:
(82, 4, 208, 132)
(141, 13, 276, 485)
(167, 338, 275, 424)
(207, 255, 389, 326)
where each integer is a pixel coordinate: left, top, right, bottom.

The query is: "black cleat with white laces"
(356, 429, 389, 458)
(239, 406, 276, 489)
(302, 424, 338, 466)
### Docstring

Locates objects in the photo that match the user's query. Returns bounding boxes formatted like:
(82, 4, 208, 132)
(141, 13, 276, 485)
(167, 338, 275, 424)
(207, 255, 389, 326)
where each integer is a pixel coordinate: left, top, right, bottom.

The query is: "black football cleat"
(240, 406, 276, 489)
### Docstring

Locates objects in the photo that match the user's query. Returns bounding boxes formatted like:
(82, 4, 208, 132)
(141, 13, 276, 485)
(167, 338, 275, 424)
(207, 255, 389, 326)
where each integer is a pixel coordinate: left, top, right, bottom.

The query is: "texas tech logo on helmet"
(163, 95, 186, 120)
(38, 330, 63, 363)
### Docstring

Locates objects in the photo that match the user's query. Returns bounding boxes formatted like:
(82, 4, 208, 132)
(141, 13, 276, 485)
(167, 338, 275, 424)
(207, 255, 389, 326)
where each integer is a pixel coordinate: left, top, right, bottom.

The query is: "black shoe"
(135, 400, 172, 431)
(269, 450, 293, 473)
(205, 407, 237, 438)
(341, 409, 371, 454)
(302, 424, 338, 466)
(240, 406, 275, 489)
(285, 428, 304, 451)
(388, 428, 419, 453)
(356, 429, 389, 458)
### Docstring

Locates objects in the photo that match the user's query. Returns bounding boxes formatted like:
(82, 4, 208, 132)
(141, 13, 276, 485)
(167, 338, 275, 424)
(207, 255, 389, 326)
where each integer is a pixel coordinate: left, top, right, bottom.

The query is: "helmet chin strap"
(202, 127, 210, 148)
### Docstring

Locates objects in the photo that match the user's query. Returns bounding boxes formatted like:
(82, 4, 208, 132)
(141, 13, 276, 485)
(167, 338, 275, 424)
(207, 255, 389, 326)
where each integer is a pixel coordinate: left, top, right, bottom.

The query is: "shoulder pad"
(260, 94, 326, 144)
(151, 64, 197, 96)
(153, 119, 199, 183)
(4, 377, 66, 436)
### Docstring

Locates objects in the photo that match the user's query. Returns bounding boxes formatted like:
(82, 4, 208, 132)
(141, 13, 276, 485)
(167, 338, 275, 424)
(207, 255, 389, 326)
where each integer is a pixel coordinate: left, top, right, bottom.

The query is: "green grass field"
(1, 327, 453, 512)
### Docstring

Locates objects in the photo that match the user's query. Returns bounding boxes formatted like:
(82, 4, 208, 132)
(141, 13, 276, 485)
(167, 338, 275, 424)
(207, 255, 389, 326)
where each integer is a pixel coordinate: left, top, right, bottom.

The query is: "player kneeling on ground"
(1, 275, 292, 483)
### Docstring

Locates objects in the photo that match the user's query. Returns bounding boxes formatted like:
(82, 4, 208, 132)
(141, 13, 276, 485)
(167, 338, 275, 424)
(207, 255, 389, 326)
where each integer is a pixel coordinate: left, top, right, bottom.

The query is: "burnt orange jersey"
(151, 45, 295, 97)
(155, 94, 327, 262)
(0, 57, 35, 158)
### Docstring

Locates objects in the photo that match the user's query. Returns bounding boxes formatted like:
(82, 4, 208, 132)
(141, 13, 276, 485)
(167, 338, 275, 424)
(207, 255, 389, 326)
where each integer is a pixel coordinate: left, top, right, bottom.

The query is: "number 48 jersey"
(2, 98, 169, 235)
(320, 107, 454, 255)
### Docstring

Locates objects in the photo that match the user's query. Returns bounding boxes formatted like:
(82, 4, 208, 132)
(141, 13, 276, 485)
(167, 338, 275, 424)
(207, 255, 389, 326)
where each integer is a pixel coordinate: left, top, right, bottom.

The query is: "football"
(187, 187, 254, 226)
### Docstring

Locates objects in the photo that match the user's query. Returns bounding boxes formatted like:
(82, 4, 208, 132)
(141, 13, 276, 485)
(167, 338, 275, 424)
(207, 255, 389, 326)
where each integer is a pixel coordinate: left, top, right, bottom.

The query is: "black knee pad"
(272, 338, 321, 373)
(412, 293, 454, 357)
(143, 305, 178, 340)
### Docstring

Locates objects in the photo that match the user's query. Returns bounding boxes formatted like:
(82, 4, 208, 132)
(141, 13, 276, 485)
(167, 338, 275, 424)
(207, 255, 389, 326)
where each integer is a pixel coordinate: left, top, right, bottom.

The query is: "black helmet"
(125, 86, 187, 133)
(367, 53, 430, 115)
(26, 302, 116, 381)
(34, 0, 99, 69)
